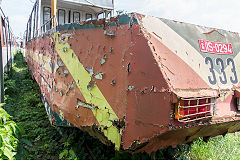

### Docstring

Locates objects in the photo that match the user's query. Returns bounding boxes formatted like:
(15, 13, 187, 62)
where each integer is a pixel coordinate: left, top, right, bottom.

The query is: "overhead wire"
(29, 0, 34, 3)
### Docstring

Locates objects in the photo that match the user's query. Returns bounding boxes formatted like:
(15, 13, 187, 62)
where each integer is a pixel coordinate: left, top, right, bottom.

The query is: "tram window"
(73, 12, 80, 23)
(1, 18, 6, 46)
(86, 13, 92, 20)
(68, 10, 71, 23)
(43, 7, 51, 24)
(43, 7, 51, 31)
(98, 12, 104, 19)
(27, 21, 31, 41)
(31, 13, 35, 39)
(58, 9, 65, 25)
(8, 34, 11, 45)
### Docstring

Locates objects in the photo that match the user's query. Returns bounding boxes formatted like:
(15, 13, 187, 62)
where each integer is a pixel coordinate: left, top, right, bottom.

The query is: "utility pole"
(51, 0, 57, 28)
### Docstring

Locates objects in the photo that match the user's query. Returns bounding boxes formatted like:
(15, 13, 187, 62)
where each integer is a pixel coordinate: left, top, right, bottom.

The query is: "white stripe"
(142, 15, 235, 89)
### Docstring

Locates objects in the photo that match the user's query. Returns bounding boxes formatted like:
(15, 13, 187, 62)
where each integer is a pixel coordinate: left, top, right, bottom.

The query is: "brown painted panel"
(24, 13, 240, 153)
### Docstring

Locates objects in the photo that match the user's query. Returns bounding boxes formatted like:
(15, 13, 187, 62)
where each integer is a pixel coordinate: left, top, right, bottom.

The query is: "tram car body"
(25, 0, 240, 153)
(0, 7, 15, 73)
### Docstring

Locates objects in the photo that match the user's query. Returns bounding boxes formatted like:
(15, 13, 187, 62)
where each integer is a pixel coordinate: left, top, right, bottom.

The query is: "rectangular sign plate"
(199, 40, 233, 54)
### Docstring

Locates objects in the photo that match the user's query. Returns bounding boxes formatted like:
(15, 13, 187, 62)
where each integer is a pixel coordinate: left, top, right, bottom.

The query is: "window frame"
(86, 13, 92, 20)
(1, 18, 6, 46)
(68, 10, 71, 23)
(57, 9, 66, 25)
(43, 7, 51, 24)
(97, 12, 104, 19)
(73, 11, 80, 23)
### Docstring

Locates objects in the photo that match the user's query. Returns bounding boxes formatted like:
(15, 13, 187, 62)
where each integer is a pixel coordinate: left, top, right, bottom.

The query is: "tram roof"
(58, 0, 113, 10)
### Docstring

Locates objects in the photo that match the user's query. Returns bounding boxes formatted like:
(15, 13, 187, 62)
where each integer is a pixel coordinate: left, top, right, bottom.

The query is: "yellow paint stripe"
(53, 33, 121, 150)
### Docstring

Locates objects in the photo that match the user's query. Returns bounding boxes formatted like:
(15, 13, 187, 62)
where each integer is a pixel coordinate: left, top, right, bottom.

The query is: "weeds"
(4, 53, 63, 159)
(0, 103, 19, 159)
(187, 134, 240, 160)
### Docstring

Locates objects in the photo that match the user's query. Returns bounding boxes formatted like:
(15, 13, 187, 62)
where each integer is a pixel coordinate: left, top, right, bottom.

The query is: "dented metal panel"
(25, 13, 240, 153)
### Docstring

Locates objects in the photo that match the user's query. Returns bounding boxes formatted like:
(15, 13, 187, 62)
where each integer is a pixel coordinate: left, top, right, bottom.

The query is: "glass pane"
(86, 14, 92, 20)
(1, 18, 5, 45)
(73, 12, 80, 23)
(98, 13, 104, 19)
(43, 7, 51, 31)
(31, 15, 34, 39)
(58, 10, 65, 25)
(43, 7, 51, 24)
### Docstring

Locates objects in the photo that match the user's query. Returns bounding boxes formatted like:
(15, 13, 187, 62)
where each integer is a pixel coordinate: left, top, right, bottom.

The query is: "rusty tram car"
(0, 6, 16, 102)
(25, 0, 240, 153)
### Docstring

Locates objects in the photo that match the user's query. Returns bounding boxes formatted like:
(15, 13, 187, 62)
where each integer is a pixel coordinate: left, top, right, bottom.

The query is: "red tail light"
(175, 97, 215, 122)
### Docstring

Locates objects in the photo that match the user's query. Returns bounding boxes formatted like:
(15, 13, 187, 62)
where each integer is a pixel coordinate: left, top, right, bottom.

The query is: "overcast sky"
(1, 0, 240, 38)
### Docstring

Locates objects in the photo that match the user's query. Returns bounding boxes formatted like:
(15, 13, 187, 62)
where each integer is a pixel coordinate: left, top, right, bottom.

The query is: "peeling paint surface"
(25, 13, 240, 153)
(54, 32, 122, 149)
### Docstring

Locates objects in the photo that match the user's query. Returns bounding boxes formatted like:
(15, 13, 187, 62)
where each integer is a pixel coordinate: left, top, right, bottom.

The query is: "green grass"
(150, 133, 240, 160)
(4, 52, 64, 159)
(186, 133, 240, 160)
(0, 104, 19, 160)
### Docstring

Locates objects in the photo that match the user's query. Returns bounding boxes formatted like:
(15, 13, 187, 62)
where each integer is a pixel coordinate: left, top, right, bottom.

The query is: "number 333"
(205, 57, 238, 85)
